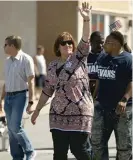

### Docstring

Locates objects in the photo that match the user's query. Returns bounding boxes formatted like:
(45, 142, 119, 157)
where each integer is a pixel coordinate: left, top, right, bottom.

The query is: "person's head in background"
(37, 45, 45, 55)
(4, 35, 22, 56)
(104, 31, 132, 56)
(54, 32, 76, 61)
(90, 31, 104, 54)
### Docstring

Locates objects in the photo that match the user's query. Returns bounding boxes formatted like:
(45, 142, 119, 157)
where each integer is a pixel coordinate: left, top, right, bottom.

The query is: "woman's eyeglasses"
(60, 40, 73, 46)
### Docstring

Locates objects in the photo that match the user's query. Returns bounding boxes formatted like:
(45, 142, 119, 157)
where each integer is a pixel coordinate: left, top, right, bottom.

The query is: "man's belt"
(6, 89, 28, 96)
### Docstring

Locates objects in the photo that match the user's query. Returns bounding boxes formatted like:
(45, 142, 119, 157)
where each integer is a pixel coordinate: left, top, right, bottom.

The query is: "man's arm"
(24, 56, 35, 114)
(92, 80, 99, 99)
(27, 75, 35, 102)
(116, 82, 132, 115)
(0, 84, 5, 112)
(0, 84, 5, 103)
(121, 57, 132, 101)
(24, 56, 35, 101)
(33, 56, 39, 76)
(26, 75, 35, 114)
(122, 82, 132, 101)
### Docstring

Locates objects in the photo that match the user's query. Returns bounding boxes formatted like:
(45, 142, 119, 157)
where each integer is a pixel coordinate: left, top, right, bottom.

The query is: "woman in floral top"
(31, 2, 94, 160)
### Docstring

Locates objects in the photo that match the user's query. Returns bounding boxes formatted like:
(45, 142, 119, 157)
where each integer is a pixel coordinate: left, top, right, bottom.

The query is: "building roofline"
(92, 8, 132, 18)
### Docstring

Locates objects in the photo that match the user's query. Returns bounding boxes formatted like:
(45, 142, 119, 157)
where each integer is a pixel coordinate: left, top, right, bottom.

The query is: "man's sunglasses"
(60, 40, 73, 46)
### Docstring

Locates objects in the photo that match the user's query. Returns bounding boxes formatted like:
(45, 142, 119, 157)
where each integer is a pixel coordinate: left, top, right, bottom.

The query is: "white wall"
(0, 1, 37, 80)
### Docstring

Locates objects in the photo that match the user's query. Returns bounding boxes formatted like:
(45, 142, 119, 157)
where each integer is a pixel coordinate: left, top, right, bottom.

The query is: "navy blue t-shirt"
(97, 51, 132, 109)
(87, 52, 102, 79)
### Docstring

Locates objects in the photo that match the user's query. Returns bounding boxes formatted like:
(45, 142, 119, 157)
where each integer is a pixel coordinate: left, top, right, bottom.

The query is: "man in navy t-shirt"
(91, 31, 132, 160)
(87, 31, 104, 97)
(97, 51, 132, 109)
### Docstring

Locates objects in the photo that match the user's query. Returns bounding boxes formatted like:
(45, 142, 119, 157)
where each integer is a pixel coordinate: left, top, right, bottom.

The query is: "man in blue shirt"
(87, 31, 104, 98)
(91, 31, 132, 160)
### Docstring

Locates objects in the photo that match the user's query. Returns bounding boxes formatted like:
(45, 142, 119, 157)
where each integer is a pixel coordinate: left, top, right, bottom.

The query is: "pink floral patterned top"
(43, 39, 94, 133)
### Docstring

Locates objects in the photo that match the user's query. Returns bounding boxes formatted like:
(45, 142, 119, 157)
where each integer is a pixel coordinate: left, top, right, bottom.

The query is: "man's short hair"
(5, 35, 22, 50)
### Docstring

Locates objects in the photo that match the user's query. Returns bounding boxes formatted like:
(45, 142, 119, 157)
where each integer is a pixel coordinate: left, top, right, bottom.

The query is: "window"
(109, 16, 115, 32)
(99, 15, 104, 34)
(92, 14, 97, 31)
(110, 16, 115, 25)
(92, 14, 105, 35)
(123, 35, 127, 42)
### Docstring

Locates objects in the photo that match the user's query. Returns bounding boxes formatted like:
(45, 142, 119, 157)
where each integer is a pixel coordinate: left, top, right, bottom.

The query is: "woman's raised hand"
(78, 2, 92, 21)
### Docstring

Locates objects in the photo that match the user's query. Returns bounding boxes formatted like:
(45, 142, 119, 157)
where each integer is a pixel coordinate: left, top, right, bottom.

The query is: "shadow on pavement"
(35, 147, 53, 150)
(0, 150, 7, 152)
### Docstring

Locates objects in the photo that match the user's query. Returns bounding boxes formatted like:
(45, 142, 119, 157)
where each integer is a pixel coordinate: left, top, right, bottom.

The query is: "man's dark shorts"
(35, 74, 45, 88)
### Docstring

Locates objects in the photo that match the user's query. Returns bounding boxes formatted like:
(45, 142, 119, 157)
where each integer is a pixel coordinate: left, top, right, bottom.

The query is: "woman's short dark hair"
(54, 32, 76, 57)
(109, 31, 132, 53)
(5, 35, 22, 50)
